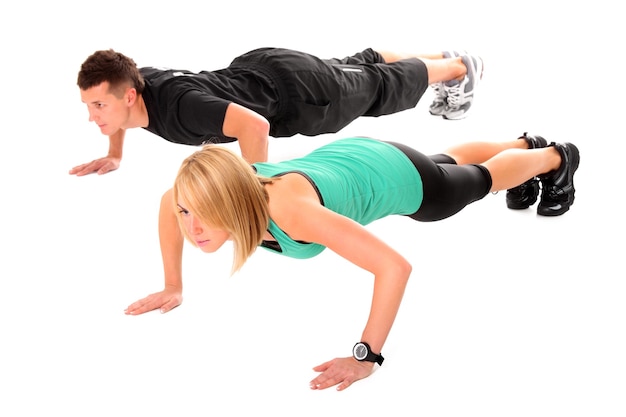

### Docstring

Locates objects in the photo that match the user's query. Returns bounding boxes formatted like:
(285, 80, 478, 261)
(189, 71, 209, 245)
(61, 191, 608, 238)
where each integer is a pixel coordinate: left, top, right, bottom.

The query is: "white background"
(1, 1, 624, 416)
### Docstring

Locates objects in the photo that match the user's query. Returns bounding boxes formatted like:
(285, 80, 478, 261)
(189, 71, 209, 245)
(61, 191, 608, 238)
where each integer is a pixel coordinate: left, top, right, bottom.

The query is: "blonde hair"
(173, 145, 274, 274)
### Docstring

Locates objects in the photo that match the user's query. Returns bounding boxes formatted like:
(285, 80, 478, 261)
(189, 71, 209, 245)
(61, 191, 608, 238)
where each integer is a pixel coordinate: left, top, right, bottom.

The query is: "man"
(72, 47, 482, 176)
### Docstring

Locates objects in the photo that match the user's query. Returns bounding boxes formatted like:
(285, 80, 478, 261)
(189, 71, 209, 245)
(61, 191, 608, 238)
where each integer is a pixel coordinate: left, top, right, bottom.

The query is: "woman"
(124, 133, 579, 391)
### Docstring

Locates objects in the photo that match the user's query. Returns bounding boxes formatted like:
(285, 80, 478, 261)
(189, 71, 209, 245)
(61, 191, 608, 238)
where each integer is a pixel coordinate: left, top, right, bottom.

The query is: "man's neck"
(133, 94, 150, 128)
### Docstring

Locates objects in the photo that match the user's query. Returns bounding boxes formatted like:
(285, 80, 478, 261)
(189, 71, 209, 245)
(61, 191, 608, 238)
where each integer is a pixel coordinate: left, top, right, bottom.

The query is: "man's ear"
(125, 87, 137, 106)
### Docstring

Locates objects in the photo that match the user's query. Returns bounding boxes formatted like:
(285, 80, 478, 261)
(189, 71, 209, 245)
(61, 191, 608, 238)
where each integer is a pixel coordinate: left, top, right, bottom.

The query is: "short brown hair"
(77, 49, 145, 97)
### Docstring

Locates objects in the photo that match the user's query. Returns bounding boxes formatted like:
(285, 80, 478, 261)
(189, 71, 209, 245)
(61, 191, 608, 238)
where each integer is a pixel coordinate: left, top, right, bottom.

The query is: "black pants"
(230, 48, 430, 137)
(387, 141, 493, 222)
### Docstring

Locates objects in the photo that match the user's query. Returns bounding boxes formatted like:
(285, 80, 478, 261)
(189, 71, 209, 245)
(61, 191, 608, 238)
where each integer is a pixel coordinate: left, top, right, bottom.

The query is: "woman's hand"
(310, 356, 375, 391)
(124, 286, 183, 315)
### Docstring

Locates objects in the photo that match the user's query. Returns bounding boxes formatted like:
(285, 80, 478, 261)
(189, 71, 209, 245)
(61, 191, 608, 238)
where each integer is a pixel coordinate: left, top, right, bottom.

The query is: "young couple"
(74, 46, 579, 391)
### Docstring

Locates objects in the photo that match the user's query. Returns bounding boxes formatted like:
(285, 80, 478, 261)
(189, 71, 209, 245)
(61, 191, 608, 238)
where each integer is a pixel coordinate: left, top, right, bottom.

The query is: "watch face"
(353, 343, 368, 360)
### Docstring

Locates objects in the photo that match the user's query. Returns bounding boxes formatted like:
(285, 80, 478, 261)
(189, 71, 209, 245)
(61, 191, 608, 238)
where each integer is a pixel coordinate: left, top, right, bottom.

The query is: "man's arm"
(107, 129, 124, 160)
(222, 103, 271, 164)
(69, 129, 125, 176)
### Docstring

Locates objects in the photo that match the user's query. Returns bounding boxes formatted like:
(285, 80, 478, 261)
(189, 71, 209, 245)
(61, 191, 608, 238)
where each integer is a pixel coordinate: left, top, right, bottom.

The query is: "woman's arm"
(281, 200, 412, 390)
(125, 188, 184, 315)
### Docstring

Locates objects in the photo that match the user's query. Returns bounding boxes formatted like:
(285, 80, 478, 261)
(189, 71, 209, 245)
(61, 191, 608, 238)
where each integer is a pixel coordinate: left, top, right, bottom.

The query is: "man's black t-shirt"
(141, 66, 281, 146)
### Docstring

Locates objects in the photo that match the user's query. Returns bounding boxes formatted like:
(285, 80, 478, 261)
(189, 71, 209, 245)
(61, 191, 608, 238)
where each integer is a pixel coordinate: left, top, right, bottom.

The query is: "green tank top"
(253, 137, 423, 259)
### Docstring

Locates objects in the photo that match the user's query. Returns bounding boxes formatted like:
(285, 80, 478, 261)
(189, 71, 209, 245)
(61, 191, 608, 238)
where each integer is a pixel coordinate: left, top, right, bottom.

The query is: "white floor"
(1, 2, 624, 416)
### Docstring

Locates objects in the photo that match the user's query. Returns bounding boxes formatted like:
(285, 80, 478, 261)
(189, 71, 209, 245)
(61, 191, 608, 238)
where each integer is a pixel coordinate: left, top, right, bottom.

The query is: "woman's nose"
(190, 215, 203, 234)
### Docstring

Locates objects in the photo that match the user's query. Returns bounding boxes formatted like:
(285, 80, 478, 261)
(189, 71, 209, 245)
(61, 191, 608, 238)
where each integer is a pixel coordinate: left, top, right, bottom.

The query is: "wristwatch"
(352, 342, 384, 365)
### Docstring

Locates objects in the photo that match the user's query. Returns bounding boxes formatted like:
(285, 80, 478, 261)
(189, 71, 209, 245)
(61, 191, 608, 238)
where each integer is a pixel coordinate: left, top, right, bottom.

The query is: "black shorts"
(386, 141, 492, 222)
(230, 48, 429, 137)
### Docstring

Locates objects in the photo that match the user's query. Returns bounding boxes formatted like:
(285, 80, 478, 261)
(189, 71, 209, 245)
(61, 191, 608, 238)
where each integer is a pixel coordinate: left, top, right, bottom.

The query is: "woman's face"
(177, 202, 231, 253)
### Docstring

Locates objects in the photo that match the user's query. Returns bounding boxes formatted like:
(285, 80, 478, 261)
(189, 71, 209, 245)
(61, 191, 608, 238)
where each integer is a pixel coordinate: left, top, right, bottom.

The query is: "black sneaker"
(537, 142, 580, 216)
(506, 132, 548, 209)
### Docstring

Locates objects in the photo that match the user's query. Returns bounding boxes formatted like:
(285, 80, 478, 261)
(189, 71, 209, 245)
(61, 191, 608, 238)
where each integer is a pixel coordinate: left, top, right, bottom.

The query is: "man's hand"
(124, 287, 183, 315)
(310, 356, 375, 391)
(69, 156, 121, 176)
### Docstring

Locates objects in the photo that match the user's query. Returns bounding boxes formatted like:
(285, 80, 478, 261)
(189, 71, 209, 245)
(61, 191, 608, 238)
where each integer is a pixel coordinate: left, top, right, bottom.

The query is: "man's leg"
(377, 49, 483, 120)
(376, 50, 466, 84)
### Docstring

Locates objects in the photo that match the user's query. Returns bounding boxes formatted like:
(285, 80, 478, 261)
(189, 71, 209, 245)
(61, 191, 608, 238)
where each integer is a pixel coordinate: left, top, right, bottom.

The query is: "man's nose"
(87, 108, 98, 122)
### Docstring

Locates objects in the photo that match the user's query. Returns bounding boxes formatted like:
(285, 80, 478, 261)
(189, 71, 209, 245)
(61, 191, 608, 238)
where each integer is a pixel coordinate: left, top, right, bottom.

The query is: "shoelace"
(431, 82, 446, 102)
(445, 83, 462, 108)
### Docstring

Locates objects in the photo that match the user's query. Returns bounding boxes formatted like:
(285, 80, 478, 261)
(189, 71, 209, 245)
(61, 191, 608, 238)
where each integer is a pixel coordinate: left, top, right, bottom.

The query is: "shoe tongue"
(444, 79, 460, 87)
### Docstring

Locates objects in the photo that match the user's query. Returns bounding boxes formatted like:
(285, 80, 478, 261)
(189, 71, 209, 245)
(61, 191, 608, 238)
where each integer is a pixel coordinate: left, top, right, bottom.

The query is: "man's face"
(80, 82, 134, 136)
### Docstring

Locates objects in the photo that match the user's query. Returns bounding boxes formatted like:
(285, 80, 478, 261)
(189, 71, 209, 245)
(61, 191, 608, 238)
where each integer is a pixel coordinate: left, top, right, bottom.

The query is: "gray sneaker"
(429, 51, 463, 116)
(442, 54, 484, 120)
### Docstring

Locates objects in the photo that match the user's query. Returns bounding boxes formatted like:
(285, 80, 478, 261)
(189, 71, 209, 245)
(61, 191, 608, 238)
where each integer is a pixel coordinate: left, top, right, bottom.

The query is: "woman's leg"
(482, 141, 580, 216)
(442, 137, 530, 165)
(439, 133, 562, 192)
(442, 132, 549, 209)
(388, 141, 493, 222)
(482, 147, 561, 192)
(397, 133, 579, 219)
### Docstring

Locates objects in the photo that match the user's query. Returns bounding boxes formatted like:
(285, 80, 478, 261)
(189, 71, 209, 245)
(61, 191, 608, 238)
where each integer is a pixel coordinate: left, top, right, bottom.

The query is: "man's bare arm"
(222, 103, 270, 164)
